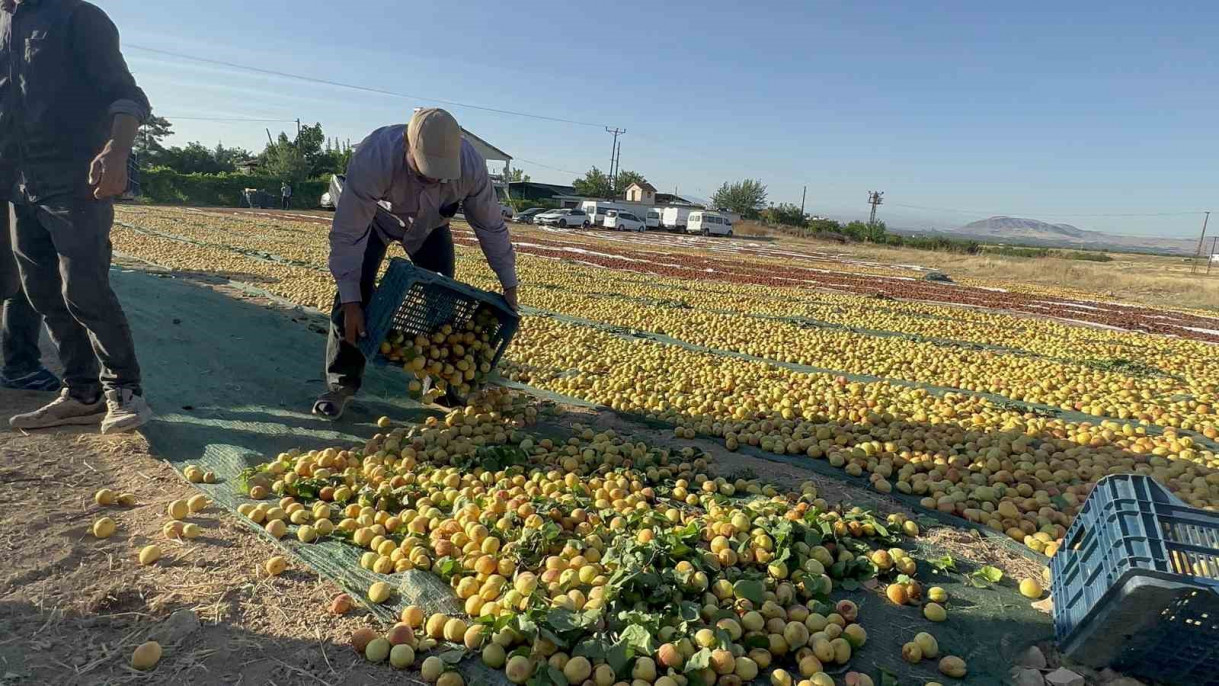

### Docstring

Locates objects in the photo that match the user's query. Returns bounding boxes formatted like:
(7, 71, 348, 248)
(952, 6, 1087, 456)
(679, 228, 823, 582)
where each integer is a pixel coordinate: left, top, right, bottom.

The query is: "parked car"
(646, 210, 661, 229)
(687, 211, 733, 236)
(512, 207, 547, 224)
(536, 208, 589, 228)
(661, 206, 693, 231)
(604, 210, 647, 232)
(500, 203, 513, 220)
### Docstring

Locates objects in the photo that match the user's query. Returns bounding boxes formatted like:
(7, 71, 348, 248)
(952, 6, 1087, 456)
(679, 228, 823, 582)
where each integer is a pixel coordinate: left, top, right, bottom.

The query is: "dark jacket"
(0, 0, 150, 200)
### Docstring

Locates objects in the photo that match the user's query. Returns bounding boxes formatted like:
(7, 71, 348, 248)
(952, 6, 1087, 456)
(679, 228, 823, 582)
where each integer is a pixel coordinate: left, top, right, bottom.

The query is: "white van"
(660, 206, 692, 232)
(687, 211, 733, 237)
(645, 210, 661, 229)
(604, 210, 646, 232)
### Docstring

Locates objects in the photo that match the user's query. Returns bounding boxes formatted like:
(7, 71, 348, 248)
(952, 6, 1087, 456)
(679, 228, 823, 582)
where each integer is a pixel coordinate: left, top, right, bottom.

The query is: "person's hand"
(342, 302, 366, 344)
(88, 143, 129, 199)
(503, 287, 518, 312)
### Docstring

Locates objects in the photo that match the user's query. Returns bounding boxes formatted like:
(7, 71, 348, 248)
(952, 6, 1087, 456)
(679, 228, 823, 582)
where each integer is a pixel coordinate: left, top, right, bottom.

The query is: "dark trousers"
(325, 224, 455, 393)
(1, 203, 45, 377)
(281, 196, 290, 210)
(11, 194, 141, 401)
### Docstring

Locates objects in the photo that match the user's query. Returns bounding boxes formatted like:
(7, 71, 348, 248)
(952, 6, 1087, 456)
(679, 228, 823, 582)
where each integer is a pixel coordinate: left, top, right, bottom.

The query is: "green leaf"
(619, 624, 654, 656)
(684, 648, 712, 673)
(547, 608, 597, 633)
(574, 639, 605, 661)
(678, 602, 700, 622)
(606, 641, 629, 675)
(546, 666, 570, 686)
(969, 565, 1004, 588)
(876, 666, 900, 686)
(435, 557, 461, 579)
(841, 579, 859, 591)
(438, 648, 466, 665)
(931, 554, 956, 573)
(732, 579, 765, 605)
(743, 634, 770, 649)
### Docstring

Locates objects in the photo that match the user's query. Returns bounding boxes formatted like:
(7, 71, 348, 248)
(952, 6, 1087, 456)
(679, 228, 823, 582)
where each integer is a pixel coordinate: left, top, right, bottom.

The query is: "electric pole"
(867, 191, 884, 225)
(296, 118, 302, 139)
(800, 185, 807, 217)
(605, 127, 625, 198)
(1192, 211, 1211, 274)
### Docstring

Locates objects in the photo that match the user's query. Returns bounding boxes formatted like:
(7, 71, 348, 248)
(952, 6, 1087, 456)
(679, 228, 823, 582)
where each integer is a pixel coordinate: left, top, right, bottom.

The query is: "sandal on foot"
(312, 389, 354, 419)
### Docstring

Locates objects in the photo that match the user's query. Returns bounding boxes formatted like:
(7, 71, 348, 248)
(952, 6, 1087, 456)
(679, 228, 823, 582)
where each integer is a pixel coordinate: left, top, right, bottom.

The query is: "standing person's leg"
(7, 201, 108, 428)
(10, 195, 149, 432)
(317, 226, 388, 417)
(409, 224, 456, 278)
(0, 202, 59, 390)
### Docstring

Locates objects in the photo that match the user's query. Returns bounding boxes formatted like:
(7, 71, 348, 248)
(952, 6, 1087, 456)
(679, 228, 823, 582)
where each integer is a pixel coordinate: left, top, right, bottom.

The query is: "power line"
(129, 45, 612, 129)
(510, 157, 582, 177)
(161, 115, 298, 122)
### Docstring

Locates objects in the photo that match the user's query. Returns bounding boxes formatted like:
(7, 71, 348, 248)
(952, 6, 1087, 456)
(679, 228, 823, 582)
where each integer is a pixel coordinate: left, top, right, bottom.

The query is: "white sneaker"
(100, 389, 153, 434)
(9, 388, 106, 429)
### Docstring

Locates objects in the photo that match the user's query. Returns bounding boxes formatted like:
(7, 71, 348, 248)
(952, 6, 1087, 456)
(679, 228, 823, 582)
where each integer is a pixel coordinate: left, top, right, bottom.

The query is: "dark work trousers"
(11, 194, 141, 401)
(325, 223, 455, 393)
(1, 202, 45, 377)
(281, 196, 290, 210)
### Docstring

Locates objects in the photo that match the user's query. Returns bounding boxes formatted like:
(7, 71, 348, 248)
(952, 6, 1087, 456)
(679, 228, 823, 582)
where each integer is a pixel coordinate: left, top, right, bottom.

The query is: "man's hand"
(88, 143, 129, 199)
(342, 302, 366, 344)
(503, 286, 518, 312)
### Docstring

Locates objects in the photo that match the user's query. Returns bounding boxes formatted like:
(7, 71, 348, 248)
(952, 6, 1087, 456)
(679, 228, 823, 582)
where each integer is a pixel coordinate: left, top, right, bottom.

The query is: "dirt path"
(0, 388, 422, 686)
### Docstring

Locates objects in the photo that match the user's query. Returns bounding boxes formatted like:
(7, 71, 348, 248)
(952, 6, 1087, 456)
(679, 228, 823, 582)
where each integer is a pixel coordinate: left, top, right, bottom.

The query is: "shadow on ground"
(0, 599, 426, 686)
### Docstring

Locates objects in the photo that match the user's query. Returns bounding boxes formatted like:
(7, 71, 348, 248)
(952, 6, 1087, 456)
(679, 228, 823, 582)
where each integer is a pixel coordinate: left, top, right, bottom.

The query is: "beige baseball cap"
(407, 108, 462, 181)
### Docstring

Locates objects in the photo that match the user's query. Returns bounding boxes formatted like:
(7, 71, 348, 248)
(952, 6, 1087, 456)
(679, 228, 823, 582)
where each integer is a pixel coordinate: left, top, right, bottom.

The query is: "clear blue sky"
(108, 0, 1218, 237)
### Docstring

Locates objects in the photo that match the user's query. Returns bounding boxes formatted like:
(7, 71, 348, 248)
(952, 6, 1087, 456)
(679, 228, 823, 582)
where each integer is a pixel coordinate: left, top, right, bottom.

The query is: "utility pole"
(1207, 235, 1218, 275)
(265, 128, 275, 146)
(612, 140, 622, 196)
(1192, 211, 1211, 274)
(605, 127, 625, 198)
(867, 190, 884, 225)
(800, 185, 807, 217)
(295, 118, 302, 140)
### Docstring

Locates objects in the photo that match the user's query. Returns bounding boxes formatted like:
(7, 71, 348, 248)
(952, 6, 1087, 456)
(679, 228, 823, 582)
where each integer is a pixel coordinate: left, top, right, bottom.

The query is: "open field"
(5, 204, 1217, 686)
(734, 221, 1219, 315)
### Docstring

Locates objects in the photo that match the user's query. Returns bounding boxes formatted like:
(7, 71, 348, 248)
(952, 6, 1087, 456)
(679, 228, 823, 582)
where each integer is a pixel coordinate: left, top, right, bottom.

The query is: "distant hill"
(899, 216, 1198, 256)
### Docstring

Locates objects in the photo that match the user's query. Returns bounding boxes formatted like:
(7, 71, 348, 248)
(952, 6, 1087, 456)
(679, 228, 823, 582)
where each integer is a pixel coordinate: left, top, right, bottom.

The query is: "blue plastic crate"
(359, 258, 519, 372)
(1049, 474, 1219, 685)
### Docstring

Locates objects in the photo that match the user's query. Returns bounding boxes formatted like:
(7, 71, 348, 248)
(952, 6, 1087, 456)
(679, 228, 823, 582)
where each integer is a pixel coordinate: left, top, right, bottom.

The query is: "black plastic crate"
(1049, 474, 1219, 685)
(359, 258, 519, 372)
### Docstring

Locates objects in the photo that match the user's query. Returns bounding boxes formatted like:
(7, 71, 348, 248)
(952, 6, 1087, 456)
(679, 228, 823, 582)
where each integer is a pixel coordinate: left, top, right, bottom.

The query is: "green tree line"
(135, 116, 353, 183)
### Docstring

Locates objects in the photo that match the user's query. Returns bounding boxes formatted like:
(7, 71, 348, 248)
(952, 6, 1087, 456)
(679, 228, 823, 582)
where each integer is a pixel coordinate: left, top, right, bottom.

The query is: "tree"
(711, 179, 768, 218)
(808, 218, 842, 234)
(507, 168, 531, 183)
(149, 141, 250, 174)
(572, 167, 613, 198)
(615, 170, 646, 193)
(262, 132, 311, 183)
(212, 143, 253, 171)
(844, 220, 887, 242)
(134, 115, 173, 162)
(765, 203, 807, 227)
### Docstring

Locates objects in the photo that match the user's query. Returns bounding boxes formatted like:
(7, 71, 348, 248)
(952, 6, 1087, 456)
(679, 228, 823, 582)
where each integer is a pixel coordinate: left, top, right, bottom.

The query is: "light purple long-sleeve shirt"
(328, 124, 517, 303)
